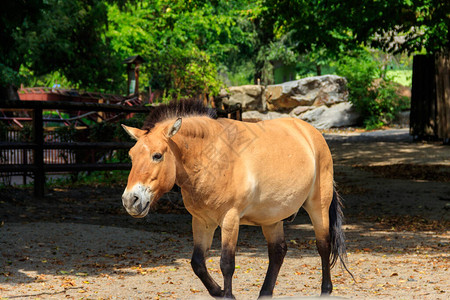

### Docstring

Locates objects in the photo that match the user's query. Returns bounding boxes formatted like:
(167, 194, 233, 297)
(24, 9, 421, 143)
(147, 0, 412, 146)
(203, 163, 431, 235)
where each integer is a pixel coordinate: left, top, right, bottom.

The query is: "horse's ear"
(166, 118, 182, 138)
(121, 124, 145, 140)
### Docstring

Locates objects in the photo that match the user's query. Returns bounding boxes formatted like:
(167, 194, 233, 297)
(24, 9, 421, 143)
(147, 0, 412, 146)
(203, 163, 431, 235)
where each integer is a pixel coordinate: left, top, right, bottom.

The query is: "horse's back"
(220, 117, 331, 162)
(218, 118, 333, 225)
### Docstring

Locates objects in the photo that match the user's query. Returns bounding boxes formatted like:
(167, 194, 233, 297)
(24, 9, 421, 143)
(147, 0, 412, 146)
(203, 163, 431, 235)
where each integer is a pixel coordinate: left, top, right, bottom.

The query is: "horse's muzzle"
(122, 184, 152, 218)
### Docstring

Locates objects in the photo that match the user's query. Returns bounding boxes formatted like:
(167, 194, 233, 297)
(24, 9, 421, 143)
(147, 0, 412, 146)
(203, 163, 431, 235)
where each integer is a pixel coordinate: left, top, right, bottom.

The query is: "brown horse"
(121, 100, 350, 299)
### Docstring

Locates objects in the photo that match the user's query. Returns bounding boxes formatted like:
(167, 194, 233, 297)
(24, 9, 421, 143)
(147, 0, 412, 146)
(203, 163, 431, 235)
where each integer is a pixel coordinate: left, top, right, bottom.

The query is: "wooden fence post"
(410, 53, 450, 142)
(33, 107, 45, 197)
(435, 53, 450, 143)
(410, 55, 436, 139)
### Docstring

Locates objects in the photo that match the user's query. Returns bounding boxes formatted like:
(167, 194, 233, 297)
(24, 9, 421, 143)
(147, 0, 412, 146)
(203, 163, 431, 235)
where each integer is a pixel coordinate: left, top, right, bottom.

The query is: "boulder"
(243, 102, 359, 129)
(299, 102, 360, 129)
(221, 85, 266, 112)
(266, 75, 348, 111)
(289, 105, 315, 116)
(242, 110, 290, 122)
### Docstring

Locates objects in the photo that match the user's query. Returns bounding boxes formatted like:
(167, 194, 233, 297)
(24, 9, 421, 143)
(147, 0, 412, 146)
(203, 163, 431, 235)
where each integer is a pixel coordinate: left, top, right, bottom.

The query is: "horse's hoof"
(258, 291, 273, 299)
(213, 291, 235, 300)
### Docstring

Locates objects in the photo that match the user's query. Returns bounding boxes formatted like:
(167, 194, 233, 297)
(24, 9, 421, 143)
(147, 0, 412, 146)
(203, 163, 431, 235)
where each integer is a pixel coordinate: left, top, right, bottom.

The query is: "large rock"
(243, 102, 360, 129)
(289, 105, 315, 116)
(221, 85, 266, 112)
(242, 110, 290, 122)
(266, 75, 348, 111)
(298, 102, 360, 129)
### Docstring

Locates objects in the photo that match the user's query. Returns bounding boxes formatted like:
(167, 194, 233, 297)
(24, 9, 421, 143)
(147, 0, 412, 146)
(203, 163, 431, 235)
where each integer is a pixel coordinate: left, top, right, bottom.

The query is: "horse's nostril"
(133, 195, 139, 202)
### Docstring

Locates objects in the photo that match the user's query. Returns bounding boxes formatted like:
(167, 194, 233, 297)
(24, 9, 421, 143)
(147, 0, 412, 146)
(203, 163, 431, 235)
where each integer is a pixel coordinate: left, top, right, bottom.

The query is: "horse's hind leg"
(191, 217, 223, 297)
(220, 210, 240, 299)
(259, 221, 287, 299)
(316, 233, 332, 295)
(303, 189, 333, 295)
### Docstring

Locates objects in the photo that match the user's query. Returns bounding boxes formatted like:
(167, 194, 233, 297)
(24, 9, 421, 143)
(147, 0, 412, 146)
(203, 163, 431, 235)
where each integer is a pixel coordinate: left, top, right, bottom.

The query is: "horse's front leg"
(258, 221, 287, 299)
(191, 217, 223, 297)
(220, 210, 240, 299)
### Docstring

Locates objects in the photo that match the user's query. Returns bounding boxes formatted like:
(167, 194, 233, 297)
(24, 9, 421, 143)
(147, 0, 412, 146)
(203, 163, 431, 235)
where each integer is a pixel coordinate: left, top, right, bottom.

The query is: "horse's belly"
(239, 184, 312, 226)
(238, 154, 316, 226)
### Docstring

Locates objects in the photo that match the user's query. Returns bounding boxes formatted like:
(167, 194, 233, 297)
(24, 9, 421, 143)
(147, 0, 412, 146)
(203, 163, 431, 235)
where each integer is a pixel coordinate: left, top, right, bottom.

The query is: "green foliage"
(106, 0, 255, 98)
(219, 62, 255, 86)
(1, 0, 123, 94)
(335, 52, 410, 129)
(34, 0, 123, 92)
(386, 70, 412, 87)
(20, 68, 75, 89)
(255, 31, 300, 84)
(0, 63, 21, 87)
(154, 47, 222, 100)
(264, 0, 449, 56)
(0, 0, 43, 88)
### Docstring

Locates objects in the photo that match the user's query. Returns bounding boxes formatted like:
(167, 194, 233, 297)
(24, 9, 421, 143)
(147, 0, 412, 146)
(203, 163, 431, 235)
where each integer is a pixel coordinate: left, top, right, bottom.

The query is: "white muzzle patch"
(122, 183, 153, 218)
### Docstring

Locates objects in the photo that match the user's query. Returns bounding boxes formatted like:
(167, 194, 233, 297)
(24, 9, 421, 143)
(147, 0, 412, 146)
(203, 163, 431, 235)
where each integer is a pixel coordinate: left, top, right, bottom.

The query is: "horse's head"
(121, 118, 182, 218)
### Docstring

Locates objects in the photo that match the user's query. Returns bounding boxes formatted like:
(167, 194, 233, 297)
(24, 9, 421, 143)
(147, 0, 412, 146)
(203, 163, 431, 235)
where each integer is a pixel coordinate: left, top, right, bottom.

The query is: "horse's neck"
(171, 117, 229, 191)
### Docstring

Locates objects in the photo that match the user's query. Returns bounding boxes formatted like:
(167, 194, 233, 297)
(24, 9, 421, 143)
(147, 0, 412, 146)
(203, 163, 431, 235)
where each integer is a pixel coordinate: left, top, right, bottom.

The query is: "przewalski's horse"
(121, 100, 350, 299)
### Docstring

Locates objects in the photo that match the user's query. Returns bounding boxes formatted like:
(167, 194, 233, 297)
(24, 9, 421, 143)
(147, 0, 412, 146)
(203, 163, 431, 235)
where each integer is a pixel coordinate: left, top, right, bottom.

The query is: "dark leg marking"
(317, 238, 333, 295)
(220, 247, 236, 299)
(258, 239, 288, 299)
(191, 246, 223, 297)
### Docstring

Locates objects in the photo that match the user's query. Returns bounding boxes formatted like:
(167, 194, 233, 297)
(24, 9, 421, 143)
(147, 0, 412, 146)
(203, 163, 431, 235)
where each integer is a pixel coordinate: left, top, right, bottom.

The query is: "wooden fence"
(0, 100, 152, 197)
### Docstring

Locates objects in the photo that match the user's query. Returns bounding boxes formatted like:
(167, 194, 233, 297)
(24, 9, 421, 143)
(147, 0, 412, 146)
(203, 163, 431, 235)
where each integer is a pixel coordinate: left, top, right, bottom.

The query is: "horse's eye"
(152, 153, 163, 162)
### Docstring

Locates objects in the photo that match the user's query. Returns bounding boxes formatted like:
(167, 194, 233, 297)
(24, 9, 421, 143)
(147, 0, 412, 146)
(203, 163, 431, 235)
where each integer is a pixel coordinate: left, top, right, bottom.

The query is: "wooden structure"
(0, 101, 152, 197)
(123, 55, 146, 96)
(18, 87, 127, 103)
(410, 53, 450, 143)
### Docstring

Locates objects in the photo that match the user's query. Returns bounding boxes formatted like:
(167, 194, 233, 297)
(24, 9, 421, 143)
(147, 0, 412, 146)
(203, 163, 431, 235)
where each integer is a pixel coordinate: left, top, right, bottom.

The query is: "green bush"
(335, 53, 410, 129)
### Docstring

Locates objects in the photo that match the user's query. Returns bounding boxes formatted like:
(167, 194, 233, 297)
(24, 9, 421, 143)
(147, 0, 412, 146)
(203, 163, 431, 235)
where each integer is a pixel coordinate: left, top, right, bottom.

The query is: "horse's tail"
(329, 184, 354, 279)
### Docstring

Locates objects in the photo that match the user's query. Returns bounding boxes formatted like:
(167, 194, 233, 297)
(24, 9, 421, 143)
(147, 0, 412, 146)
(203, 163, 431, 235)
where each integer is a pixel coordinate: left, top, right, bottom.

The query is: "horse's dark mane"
(142, 99, 217, 131)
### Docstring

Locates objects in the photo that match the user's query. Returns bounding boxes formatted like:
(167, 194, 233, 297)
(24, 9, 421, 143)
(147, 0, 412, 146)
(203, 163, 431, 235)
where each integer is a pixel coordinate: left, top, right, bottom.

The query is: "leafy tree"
(106, 0, 256, 98)
(261, 0, 449, 55)
(258, 0, 449, 81)
(0, 0, 127, 100)
(0, 0, 43, 99)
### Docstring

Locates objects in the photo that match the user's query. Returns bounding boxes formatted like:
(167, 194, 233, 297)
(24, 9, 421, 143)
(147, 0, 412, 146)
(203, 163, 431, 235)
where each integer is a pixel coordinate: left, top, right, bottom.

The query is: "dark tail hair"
(329, 184, 355, 280)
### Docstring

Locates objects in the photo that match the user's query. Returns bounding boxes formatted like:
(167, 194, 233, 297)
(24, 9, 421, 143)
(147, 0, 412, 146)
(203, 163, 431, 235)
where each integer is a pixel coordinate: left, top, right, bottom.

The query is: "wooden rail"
(1, 100, 152, 197)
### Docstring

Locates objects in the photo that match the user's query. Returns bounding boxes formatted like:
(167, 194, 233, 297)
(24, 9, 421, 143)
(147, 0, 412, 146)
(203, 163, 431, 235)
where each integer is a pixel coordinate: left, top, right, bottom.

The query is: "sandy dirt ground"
(0, 128, 449, 299)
